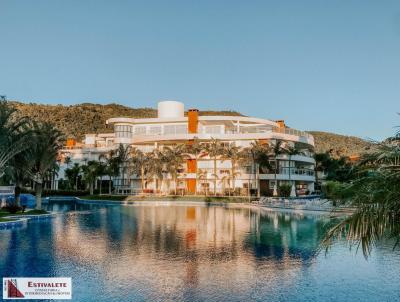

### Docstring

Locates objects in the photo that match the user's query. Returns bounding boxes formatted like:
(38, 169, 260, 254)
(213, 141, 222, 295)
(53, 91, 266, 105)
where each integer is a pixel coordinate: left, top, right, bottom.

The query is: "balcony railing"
(116, 127, 313, 140)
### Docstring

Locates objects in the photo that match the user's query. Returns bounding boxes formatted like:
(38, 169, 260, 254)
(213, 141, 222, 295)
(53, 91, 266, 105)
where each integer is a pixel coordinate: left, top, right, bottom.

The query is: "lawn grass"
(0, 217, 16, 222)
(0, 209, 49, 218)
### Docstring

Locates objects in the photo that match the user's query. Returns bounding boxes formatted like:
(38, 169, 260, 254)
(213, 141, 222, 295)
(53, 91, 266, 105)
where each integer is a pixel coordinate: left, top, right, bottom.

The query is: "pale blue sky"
(1, 1, 399, 140)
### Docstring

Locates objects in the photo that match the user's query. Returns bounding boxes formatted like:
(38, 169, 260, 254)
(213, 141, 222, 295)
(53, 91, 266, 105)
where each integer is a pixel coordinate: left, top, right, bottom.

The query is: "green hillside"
(11, 101, 242, 140)
(309, 131, 375, 157)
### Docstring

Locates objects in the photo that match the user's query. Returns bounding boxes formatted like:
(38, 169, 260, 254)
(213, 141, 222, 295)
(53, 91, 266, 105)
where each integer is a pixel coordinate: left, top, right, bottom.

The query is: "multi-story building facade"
(59, 101, 315, 196)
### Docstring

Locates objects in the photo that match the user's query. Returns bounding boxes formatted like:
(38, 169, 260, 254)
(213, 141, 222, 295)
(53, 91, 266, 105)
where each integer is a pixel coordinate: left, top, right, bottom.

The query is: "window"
(164, 124, 188, 135)
(149, 126, 162, 135)
(205, 125, 221, 134)
(176, 125, 187, 134)
(134, 126, 146, 135)
(115, 125, 133, 138)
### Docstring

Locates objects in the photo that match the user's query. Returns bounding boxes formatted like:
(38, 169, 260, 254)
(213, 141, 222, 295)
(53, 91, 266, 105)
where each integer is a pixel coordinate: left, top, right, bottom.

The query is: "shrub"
(278, 184, 291, 198)
(21, 188, 89, 196)
(3, 204, 22, 214)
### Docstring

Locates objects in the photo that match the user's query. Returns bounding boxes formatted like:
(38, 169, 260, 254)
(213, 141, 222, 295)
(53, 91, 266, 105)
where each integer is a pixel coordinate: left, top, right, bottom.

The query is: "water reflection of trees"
(246, 210, 331, 262)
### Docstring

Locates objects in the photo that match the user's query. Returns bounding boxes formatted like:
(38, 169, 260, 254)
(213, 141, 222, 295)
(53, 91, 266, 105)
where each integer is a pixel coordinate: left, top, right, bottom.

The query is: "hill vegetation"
(11, 101, 242, 140)
(309, 131, 375, 157)
(10, 101, 374, 157)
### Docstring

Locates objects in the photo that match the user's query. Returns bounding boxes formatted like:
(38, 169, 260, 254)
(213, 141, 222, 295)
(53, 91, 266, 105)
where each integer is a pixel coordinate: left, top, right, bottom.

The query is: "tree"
(64, 163, 81, 190)
(205, 139, 223, 195)
(0, 99, 31, 177)
(241, 141, 272, 198)
(81, 161, 99, 195)
(271, 140, 285, 196)
(5, 147, 35, 206)
(163, 144, 186, 195)
(99, 150, 120, 194)
(64, 156, 72, 168)
(184, 138, 206, 195)
(147, 150, 164, 194)
(322, 129, 400, 257)
(115, 144, 131, 189)
(284, 145, 304, 196)
(131, 148, 151, 193)
(221, 143, 242, 195)
(29, 122, 63, 210)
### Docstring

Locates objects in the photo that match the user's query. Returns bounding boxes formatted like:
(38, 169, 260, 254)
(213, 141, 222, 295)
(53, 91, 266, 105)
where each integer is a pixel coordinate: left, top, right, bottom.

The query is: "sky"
(1, 0, 399, 140)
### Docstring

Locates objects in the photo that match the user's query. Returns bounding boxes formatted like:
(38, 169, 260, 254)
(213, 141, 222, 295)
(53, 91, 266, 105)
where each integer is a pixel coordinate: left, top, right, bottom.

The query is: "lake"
(0, 201, 399, 301)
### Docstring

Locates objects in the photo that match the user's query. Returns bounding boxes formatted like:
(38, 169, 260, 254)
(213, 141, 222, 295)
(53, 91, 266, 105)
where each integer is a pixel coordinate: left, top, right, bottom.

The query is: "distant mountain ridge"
(308, 131, 375, 157)
(10, 101, 374, 157)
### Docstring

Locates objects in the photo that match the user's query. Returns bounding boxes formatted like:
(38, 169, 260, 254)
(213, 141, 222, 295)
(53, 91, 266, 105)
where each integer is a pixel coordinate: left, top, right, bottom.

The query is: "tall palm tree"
(5, 147, 35, 206)
(184, 138, 206, 195)
(240, 141, 272, 198)
(322, 130, 400, 257)
(115, 144, 131, 189)
(163, 144, 186, 195)
(64, 156, 72, 168)
(81, 161, 99, 195)
(131, 148, 151, 193)
(205, 138, 223, 195)
(284, 145, 304, 196)
(197, 168, 208, 196)
(99, 150, 119, 194)
(271, 140, 285, 196)
(222, 143, 242, 195)
(64, 163, 81, 190)
(147, 150, 164, 194)
(0, 99, 31, 177)
(29, 122, 64, 210)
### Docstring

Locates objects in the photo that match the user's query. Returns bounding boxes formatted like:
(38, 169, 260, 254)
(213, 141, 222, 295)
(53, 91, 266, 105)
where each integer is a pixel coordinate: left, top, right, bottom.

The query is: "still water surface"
(1, 201, 399, 301)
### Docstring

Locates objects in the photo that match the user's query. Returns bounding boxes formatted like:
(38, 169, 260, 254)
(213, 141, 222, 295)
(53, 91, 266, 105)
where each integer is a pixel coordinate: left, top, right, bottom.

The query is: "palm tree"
(271, 140, 285, 196)
(284, 145, 304, 196)
(222, 143, 242, 195)
(5, 147, 35, 206)
(29, 122, 64, 210)
(0, 99, 31, 177)
(96, 162, 106, 195)
(240, 141, 272, 198)
(147, 150, 164, 194)
(99, 150, 119, 194)
(81, 161, 99, 195)
(197, 169, 208, 195)
(64, 156, 72, 168)
(322, 129, 400, 257)
(184, 138, 206, 195)
(205, 139, 223, 195)
(131, 148, 151, 193)
(115, 144, 131, 190)
(65, 163, 81, 190)
(163, 144, 186, 195)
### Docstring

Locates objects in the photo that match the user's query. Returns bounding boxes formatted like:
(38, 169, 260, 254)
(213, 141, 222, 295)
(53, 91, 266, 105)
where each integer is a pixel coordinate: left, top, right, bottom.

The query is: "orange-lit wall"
(186, 159, 197, 193)
(188, 109, 199, 134)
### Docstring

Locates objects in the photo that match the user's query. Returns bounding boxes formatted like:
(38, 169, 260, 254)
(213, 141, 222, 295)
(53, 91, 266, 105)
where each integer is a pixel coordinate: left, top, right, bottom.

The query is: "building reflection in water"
(0, 203, 332, 300)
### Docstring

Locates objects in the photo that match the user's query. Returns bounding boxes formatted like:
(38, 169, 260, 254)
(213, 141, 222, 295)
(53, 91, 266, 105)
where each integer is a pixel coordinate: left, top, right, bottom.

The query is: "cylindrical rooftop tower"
(157, 101, 184, 118)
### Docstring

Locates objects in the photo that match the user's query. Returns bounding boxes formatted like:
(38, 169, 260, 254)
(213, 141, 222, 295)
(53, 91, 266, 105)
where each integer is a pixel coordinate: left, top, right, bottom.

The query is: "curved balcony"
(124, 130, 313, 146)
(259, 168, 315, 182)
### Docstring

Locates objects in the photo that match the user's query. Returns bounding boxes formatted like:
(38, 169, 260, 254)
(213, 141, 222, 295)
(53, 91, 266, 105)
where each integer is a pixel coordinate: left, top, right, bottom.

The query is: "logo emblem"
(3, 278, 71, 300)
(6, 279, 24, 298)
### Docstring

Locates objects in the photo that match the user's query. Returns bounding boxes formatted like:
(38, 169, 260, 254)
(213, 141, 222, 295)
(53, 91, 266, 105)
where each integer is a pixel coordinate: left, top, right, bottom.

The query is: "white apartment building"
(59, 101, 315, 196)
